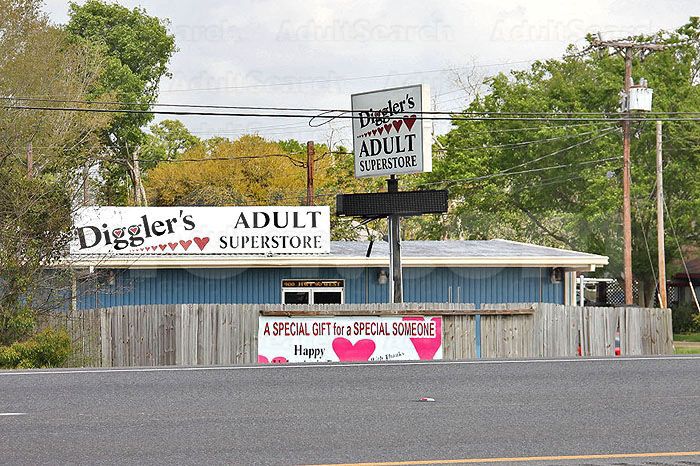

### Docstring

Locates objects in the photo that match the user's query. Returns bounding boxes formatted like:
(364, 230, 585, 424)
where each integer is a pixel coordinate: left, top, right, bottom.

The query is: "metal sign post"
(335, 188, 448, 303)
(346, 83, 439, 304)
(387, 175, 402, 303)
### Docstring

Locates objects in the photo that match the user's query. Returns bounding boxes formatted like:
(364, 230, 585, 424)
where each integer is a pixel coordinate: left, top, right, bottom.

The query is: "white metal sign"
(351, 84, 432, 178)
(257, 315, 443, 363)
(71, 206, 330, 255)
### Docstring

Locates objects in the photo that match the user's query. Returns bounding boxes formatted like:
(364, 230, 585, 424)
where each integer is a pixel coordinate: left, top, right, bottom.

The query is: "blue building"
(71, 239, 607, 309)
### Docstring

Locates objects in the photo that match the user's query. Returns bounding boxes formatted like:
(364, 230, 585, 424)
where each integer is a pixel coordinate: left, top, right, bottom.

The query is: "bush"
(672, 303, 700, 333)
(0, 306, 36, 346)
(0, 328, 72, 369)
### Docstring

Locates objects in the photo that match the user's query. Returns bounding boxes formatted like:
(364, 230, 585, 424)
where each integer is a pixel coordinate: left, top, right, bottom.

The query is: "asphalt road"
(1, 356, 699, 466)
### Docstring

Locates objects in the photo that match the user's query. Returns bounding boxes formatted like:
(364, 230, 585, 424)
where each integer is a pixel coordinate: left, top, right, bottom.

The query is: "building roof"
(671, 257, 700, 283)
(65, 239, 608, 271)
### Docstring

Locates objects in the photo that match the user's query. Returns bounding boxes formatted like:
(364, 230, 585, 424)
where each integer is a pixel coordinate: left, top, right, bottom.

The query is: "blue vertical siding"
(77, 266, 563, 309)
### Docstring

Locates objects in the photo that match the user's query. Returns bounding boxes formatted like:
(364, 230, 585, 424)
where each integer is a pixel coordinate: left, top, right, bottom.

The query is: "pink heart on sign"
(112, 228, 124, 238)
(392, 119, 403, 132)
(332, 338, 376, 362)
(402, 316, 442, 360)
(384, 123, 392, 134)
(128, 225, 140, 235)
(403, 114, 417, 131)
(179, 239, 192, 251)
(168, 242, 178, 251)
(193, 236, 209, 250)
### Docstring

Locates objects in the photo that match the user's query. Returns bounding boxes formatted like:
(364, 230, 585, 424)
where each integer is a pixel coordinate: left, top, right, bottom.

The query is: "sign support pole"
(306, 141, 315, 206)
(387, 175, 403, 303)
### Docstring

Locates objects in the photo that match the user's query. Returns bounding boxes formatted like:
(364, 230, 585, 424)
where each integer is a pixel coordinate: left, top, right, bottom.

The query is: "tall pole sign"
(350, 84, 433, 303)
(351, 84, 432, 178)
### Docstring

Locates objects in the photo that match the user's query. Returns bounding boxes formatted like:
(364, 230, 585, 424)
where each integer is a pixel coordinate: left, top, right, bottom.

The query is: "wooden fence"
(479, 303, 673, 358)
(43, 310, 102, 367)
(46, 303, 673, 367)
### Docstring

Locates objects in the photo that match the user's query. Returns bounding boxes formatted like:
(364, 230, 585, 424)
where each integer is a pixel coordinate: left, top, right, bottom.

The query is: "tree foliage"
(416, 20, 700, 304)
(145, 134, 331, 206)
(140, 119, 200, 170)
(66, 0, 176, 204)
(0, 0, 113, 342)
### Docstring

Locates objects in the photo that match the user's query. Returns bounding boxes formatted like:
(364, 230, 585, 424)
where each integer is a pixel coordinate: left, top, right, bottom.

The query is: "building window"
(282, 279, 344, 304)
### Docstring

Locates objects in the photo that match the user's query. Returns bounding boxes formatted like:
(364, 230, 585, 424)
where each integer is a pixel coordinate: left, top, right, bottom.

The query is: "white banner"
(71, 206, 330, 255)
(351, 84, 432, 178)
(257, 316, 443, 363)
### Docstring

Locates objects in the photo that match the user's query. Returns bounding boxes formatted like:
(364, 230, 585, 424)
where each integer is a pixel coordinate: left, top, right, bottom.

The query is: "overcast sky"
(44, 0, 696, 147)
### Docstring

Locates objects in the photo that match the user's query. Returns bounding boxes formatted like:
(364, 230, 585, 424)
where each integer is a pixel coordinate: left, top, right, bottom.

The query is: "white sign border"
(351, 83, 432, 178)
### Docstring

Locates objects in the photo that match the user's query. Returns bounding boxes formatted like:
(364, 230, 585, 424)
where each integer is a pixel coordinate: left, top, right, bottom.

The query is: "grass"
(675, 346, 700, 354)
(673, 332, 700, 342)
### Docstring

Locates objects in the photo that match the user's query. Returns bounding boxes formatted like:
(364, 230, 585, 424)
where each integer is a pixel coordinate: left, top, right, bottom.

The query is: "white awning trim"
(62, 254, 608, 270)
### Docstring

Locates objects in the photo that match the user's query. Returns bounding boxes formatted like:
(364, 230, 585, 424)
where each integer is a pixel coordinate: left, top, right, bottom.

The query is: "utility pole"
(622, 46, 634, 305)
(82, 165, 89, 206)
(132, 148, 142, 206)
(387, 175, 402, 303)
(26, 142, 33, 178)
(306, 141, 315, 206)
(656, 121, 667, 308)
(591, 39, 665, 305)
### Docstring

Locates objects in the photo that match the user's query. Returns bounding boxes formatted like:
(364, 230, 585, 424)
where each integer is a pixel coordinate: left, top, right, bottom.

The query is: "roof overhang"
(61, 254, 608, 271)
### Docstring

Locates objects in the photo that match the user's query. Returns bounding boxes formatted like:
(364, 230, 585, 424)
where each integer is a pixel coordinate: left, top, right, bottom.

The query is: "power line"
(157, 59, 539, 93)
(423, 129, 617, 189)
(9, 104, 699, 123)
(219, 155, 625, 205)
(10, 96, 700, 118)
(421, 156, 622, 188)
(439, 127, 615, 153)
(498, 128, 617, 174)
(2, 96, 339, 114)
(102, 152, 309, 166)
(663, 195, 700, 312)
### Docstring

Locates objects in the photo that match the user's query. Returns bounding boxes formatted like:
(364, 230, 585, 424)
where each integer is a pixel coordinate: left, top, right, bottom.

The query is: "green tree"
(66, 0, 176, 204)
(140, 119, 200, 170)
(320, 148, 389, 240)
(145, 135, 313, 206)
(0, 0, 113, 344)
(417, 20, 700, 305)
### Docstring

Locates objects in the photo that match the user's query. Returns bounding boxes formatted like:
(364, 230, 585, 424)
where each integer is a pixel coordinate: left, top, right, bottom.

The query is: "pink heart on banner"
(257, 355, 288, 364)
(402, 316, 442, 360)
(332, 338, 376, 362)
(179, 239, 192, 251)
